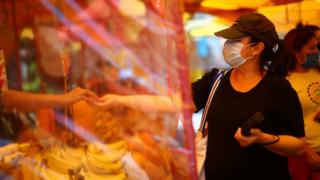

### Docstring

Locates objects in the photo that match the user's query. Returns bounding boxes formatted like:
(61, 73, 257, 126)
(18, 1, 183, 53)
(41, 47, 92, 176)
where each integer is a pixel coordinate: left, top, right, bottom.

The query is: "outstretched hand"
(91, 94, 125, 110)
(64, 87, 99, 106)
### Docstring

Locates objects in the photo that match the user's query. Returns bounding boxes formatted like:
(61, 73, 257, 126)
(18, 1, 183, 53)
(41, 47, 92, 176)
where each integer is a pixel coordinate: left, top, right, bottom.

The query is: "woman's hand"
(63, 88, 99, 106)
(92, 94, 178, 113)
(92, 94, 125, 110)
(234, 128, 278, 147)
(235, 128, 305, 156)
(234, 128, 261, 147)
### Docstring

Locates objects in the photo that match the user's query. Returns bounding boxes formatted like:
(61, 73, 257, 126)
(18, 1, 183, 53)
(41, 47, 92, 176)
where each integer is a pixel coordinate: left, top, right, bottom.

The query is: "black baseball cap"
(215, 13, 279, 47)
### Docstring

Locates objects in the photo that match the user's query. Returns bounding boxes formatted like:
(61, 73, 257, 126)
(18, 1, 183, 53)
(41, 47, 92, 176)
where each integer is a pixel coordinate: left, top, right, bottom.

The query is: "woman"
(190, 12, 305, 180)
(285, 24, 320, 180)
(97, 13, 305, 180)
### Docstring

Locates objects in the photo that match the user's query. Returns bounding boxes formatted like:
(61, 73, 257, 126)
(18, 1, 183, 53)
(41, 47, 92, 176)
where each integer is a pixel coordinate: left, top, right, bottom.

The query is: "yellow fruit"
(89, 148, 126, 163)
(86, 156, 123, 174)
(107, 141, 127, 150)
(19, 143, 30, 152)
(45, 153, 80, 174)
(42, 167, 69, 180)
(85, 171, 127, 180)
(0, 143, 19, 156)
(89, 140, 127, 153)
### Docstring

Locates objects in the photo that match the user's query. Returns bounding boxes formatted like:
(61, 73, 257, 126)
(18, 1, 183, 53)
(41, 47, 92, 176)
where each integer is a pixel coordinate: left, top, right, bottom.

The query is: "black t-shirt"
(192, 69, 305, 180)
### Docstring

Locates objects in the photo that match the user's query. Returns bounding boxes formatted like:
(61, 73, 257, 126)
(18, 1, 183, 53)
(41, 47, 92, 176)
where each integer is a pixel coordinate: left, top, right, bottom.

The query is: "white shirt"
(287, 69, 320, 151)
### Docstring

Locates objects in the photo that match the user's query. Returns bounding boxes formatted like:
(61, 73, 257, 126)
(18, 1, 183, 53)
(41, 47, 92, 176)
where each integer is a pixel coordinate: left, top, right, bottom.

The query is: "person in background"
(284, 24, 320, 180)
(305, 25, 320, 51)
(96, 13, 306, 180)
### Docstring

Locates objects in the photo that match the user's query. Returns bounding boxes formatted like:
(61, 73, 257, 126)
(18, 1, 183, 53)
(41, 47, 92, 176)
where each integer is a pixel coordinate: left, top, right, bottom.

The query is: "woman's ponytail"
(260, 39, 295, 77)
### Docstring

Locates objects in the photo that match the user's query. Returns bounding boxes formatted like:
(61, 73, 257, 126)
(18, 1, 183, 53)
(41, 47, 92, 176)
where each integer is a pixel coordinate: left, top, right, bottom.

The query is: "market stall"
(0, 0, 196, 179)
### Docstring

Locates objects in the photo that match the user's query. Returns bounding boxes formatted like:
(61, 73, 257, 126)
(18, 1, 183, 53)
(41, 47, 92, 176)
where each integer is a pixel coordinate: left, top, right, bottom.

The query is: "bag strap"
(199, 69, 228, 133)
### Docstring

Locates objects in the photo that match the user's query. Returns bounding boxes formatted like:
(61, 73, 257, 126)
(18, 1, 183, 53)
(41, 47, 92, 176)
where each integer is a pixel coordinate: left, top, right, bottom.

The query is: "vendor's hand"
(64, 87, 99, 105)
(92, 94, 125, 110)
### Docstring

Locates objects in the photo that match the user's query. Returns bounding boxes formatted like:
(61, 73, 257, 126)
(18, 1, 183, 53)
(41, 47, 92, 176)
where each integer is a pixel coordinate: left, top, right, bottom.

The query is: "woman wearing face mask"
(192, 13, 305, 180)
(284, 24, 320, 180)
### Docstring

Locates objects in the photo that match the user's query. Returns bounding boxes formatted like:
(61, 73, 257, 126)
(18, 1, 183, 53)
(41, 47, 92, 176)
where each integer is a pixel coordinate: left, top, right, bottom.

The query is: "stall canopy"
(184, 0, 320, 35)
(184, 0, 303, 21)
(258, 0, 320, 33)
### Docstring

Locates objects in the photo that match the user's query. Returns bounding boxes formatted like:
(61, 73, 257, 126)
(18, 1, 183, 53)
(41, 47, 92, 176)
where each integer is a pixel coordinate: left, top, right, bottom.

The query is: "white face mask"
(223, 41, 253, 68)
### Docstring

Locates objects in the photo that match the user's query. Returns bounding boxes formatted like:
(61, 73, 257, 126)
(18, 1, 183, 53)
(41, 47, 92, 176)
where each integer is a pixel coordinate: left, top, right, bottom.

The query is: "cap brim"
(214, 27, 248, 40)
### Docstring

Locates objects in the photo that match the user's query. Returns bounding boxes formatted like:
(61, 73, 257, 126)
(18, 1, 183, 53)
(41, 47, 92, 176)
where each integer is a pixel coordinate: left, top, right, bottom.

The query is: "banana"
(3, 151, 25, 165)
(19, 158, 43, 180)
(19, 143, 30, 152)
(88, 148, 126, 163)
(41, 167, 69, 180)
(49, 146, 83, 164)
(87, 143, 99, 153)
(89, 140, 127, 153)
(85, 171, 127, 180)
(107, 140, 127, 150)
(85, 156, 123, 174)
(45, 153, 80, 174)
(64, 147, 84, 159)
(0, 143, 19, 156)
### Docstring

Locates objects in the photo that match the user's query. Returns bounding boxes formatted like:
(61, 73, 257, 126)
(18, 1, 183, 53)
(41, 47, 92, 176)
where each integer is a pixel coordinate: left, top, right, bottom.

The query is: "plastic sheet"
(0, 0, 196, 179)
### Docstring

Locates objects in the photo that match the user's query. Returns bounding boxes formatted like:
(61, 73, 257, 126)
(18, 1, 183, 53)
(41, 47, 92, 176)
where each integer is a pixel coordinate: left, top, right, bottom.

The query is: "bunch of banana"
(87, 149, 126, 163)
(19, 157, 43, 180)
(0, 143, 30, 173)
(85, 156, 124, 174)
(50, 145, 83, 163)
(39, 166, 70, 180)
(44, 150, 81, 174)
(64, 146, 84, 159)
(83, 140, 128, 178)
(87, 140, 127, 153)
(85, 171, 127, 180)
(2, 151, 25, 165)
(0, 143, 30, 156)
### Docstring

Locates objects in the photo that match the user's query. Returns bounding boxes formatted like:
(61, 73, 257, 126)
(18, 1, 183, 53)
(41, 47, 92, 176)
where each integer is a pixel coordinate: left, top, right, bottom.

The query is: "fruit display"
(0, 95, 185, 179)
(11, 99, 190, 180)
(0, 143, 30, 179)
(19, 140, 128, 180)
(72, 100, 179, 143)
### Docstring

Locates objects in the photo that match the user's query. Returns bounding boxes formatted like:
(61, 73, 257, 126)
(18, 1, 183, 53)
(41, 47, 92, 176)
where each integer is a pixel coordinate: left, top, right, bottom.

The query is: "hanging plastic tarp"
(0, 0, 196, 179)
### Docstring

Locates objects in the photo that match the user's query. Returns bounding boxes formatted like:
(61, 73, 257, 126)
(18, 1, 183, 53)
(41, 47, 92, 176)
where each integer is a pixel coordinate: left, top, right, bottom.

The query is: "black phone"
(241, 111, 266, 136)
